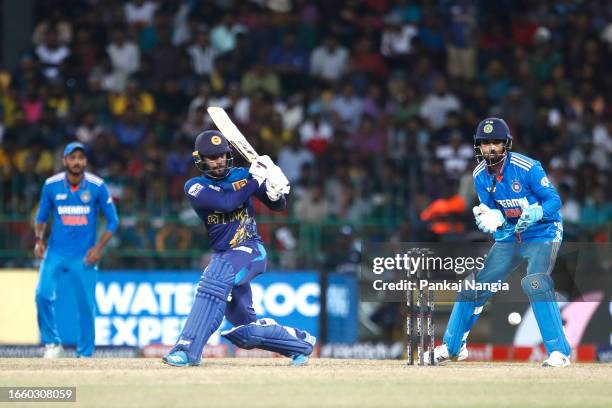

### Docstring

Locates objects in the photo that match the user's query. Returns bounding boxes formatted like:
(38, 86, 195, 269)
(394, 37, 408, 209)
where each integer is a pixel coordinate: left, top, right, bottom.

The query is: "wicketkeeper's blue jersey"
(473, 152, 562, 242)
(35, 172, 119, 255)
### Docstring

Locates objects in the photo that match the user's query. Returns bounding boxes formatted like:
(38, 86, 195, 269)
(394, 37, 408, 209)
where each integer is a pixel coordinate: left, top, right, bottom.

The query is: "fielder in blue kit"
(34, 142, 119, 358)
(163, 130, 315, 367)
(431, 118, 571, 367)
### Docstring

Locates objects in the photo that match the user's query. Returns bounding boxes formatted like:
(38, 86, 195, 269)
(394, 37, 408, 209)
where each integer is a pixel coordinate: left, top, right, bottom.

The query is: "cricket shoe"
(424, 343, 468, 365)
(162, 350, 200, 367)
(43, 344, 64, 359)
(542, 351, 570, 368)
(291, 332, 317, 366)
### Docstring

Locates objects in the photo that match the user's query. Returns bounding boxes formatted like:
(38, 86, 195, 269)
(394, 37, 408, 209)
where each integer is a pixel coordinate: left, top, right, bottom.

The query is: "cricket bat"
(207, 107, 260, 163)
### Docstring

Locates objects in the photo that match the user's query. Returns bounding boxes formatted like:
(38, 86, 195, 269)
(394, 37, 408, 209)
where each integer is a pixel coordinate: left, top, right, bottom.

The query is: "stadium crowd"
(0, 0, 610, 268)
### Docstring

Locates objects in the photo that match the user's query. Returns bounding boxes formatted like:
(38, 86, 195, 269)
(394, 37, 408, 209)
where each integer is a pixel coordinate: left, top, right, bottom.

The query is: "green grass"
(0, 358, 610, 408)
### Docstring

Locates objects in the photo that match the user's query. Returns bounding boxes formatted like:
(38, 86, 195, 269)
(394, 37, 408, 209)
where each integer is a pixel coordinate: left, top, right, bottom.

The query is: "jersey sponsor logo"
(80, 190, 92, 203)
(511, 180, 522, 193)
(540, 176, 551, 187)
(495, 198, 527, 208)
(504, 208, 522, 218)
(61, 215, 89, 226)
(58, 205, 91, 215)
(187, 183, 204, 197)
(55, 193, 67, 200)
(207, 184, 221, 191)
(232, 179, 247, 191)
(207, 207, 250, 225)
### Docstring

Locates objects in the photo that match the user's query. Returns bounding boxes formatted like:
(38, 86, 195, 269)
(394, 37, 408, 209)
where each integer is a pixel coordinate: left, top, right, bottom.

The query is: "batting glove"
(249, 156, 272, 186)
(265, 166, 290, 201)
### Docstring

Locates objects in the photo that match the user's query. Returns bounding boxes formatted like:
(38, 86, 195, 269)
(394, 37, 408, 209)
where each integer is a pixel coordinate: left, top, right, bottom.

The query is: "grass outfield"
(0, 358, 611, 408)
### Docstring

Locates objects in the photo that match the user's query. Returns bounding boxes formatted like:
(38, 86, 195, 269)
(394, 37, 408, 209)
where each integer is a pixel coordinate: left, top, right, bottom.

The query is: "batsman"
(430, 118, 570, 367)
(163, 130, 316, 367)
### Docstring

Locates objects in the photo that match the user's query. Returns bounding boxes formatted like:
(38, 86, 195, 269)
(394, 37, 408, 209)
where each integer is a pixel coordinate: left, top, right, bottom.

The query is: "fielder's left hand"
(85, 244, 103, 265)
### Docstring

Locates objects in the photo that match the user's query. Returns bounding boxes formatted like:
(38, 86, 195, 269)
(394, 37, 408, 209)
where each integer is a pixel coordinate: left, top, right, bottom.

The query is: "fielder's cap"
(63, 142, 87, 157)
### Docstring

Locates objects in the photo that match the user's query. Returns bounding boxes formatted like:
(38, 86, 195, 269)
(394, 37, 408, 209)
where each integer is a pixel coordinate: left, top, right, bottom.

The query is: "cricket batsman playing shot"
(162, 122, 316, 367)
(34, 142, 119, 358)
(429, 118, 570, 367)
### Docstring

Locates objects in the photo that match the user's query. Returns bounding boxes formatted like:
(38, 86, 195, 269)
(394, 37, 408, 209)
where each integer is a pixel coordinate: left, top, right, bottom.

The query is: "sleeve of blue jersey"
(184, 177, 258, 213)
(99, 183, 119, 233)
(473, 172, 496, 209)
(35, 182, 53, 224)
(527, 162, 561, 220)
(254, 182, 287, 211)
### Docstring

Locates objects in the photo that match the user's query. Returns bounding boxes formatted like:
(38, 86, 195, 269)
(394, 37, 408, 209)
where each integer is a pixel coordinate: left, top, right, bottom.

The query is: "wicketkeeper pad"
(521, 273, 571, 356)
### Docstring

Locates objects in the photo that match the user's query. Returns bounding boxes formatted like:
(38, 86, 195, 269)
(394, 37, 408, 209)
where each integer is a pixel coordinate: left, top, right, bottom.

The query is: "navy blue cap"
(474, 118, 512, 141)
(63, 142, 87, 157)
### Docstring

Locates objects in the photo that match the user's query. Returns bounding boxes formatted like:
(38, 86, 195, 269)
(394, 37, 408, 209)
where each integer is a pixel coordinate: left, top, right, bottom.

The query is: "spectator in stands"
(380, 13, 418, 59)
(310, 35, 349, 84)
(241, 62, 281, 97)
(107, 27, 140, 80)
(267, 33, 309, 93)
(332, 83, 363, 132)
(419, 76, 461, 130)
(112, 108, 147, 147)
(299, 111, 333, 156)
(435, 132, 473, 177)
(277, 134, 315, 183)
(445, 0, 477, 81)
(294, 184, 329, 222)
(35, 30, 70, 80)
(187, 29, 218, 77)
(149, 28, 183, 82)
(124, 0, 159, 29)
(75, 111, 105, 146)
(210, 14, 246, 54)
(108, 79, 155, 116)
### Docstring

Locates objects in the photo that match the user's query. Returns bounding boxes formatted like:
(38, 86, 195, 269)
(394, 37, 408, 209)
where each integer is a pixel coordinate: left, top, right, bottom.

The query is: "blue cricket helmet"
(192, 130, 233, 178)
(474, 117, 512, 142)
(474, 117, 512, 166)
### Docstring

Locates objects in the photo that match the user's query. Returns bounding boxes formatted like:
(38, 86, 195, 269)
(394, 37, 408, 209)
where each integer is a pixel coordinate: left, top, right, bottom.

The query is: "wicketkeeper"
(430, 118, 570, 367)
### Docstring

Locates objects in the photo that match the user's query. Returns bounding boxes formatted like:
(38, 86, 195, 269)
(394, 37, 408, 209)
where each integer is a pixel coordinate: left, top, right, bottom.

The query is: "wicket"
(406, 266, 435, 365)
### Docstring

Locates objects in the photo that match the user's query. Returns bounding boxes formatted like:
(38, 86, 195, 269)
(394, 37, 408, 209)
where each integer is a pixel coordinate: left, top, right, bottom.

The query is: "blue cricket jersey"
(35, 171, 119, 256)
(184, 167, 286, 251)
(473, 152, 562, 242)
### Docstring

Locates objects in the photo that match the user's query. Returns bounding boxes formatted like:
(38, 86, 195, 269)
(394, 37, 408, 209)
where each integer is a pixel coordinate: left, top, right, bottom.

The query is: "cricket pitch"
(1, 358, 610, 408)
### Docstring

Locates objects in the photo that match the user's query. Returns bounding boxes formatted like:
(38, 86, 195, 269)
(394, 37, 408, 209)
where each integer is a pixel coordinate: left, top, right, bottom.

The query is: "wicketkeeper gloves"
(515, 203, 543, 233)
(473, 204, 505, 234)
